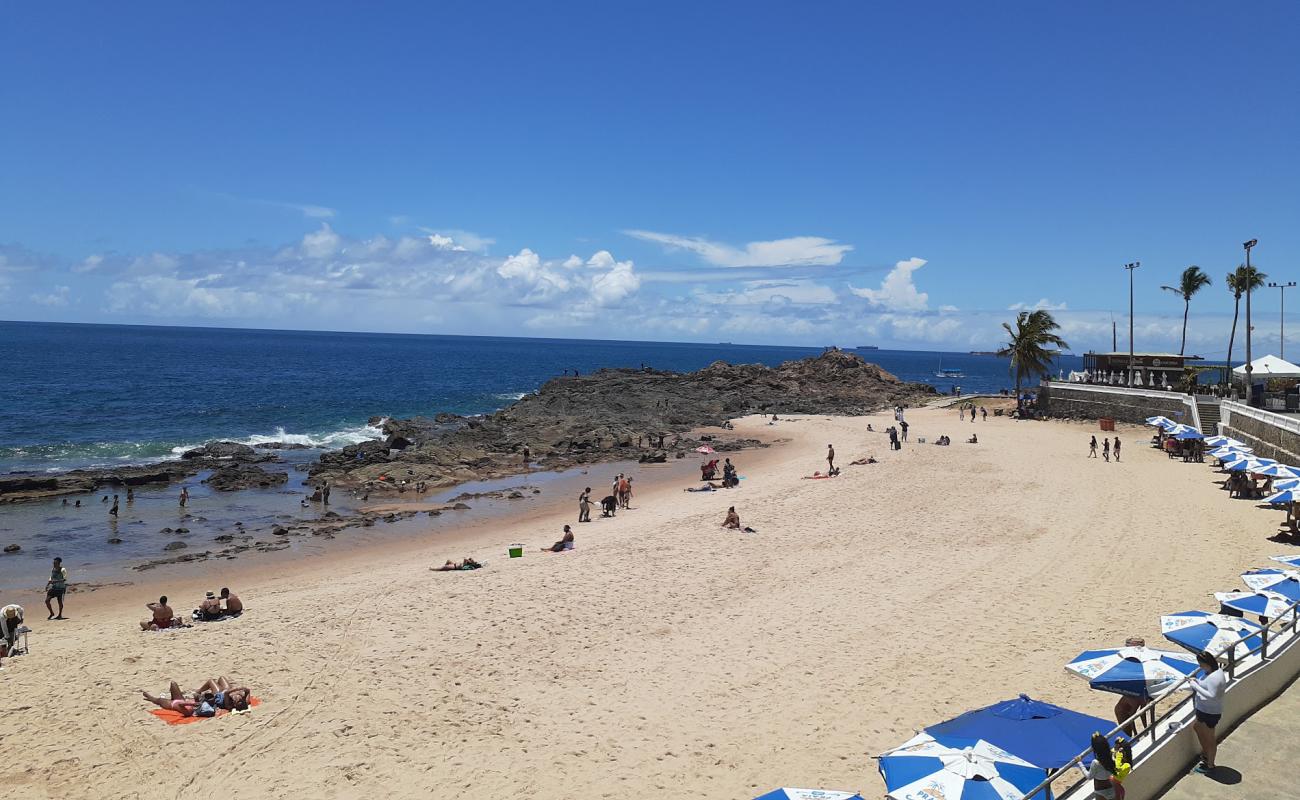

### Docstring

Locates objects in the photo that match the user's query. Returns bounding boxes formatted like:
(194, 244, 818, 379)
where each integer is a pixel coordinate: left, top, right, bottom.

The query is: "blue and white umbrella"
(1241, 568, 1300, 600)
(1209, 446, 1252, 461)
(1255, 463, 1300, 479)
(878, 733, 1048, 800)
(1065, 646, 1200, 697)
(1175, 429, 1206, 441)
(754, 790, 863, 800)
(1146, 415, 1173, 427)
(1271, 554, 1300, 569)
(1167, 424, 1199, 436)
(1205, 435, 1246, 448)
(1265, 488, 1300, 505)
(1224, 457, 1277, 472)
(1271, 478, 1300, 491)
(1161, 610, 1263, 657)
(1215, 590, 1297, 618)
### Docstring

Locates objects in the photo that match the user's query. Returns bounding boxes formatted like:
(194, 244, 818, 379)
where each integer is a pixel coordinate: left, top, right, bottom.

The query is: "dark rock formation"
(202, 464, 290, 491)
(253, 441, 312, 450)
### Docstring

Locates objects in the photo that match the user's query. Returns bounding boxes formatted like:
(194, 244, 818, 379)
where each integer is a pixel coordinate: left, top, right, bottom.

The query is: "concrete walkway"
(1157, 676, 1300, 799)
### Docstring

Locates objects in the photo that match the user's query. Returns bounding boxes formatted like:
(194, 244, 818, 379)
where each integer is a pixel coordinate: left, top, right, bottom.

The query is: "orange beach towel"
(149, 697, 261, 725)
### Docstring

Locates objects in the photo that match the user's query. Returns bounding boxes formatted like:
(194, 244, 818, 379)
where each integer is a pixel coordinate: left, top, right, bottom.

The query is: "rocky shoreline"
(1, 350, 932, 509)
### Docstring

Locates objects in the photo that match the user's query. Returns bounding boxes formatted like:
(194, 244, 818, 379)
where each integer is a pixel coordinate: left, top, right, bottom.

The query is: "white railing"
(1221, 400, 1300, 437)
(1045, 383, 1201, 432)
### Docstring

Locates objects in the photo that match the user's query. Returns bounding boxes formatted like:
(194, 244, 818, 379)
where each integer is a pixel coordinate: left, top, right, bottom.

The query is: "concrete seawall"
(1219, 401, 1300, 463)
(1039, 383, 1200, 429)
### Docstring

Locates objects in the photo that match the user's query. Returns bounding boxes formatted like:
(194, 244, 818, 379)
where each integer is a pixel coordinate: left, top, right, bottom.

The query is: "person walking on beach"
(888, 428, 899, 451)
(1102, 438, 1111, 462)
(1186, 650, 1227, 774)
(322, 481, 331, 505)
(900, 420, 909, 442)
(1089, 436, 1098, 458)
(578, 487, 592, 523)
(1113, 437, 1121, 462)
(45, 557, 68, 620)
(981, 406, 987, 421)
(109, 494, 119, 517)
(826, 444, 836, 473)
(179, 486, 189, 507)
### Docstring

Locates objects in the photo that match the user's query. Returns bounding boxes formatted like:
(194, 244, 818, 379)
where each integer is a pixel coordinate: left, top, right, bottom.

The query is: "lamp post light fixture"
(1245, 239, 1258, 403)
(1268, 280, 1295, 360)
(1124, 261, 1140, 384)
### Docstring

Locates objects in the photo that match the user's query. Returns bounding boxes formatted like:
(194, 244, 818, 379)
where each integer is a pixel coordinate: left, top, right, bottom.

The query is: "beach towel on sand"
(149, 697, 261, 725)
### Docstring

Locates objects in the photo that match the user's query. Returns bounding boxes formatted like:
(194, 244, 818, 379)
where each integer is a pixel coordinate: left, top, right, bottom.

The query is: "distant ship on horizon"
(856, 345, 879, 351)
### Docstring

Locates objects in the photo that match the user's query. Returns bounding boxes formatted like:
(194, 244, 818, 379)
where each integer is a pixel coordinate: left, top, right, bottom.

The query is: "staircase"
(1197, 399, 1222, 436)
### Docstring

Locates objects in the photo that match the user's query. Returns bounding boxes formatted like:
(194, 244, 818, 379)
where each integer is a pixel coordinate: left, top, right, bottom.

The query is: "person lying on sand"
(849, 457, 878, 465)
(193, 675, 252, 711)
(140, 596, 181, 631)
(432, 558, 483, 572)
(685, 483, 721, 492)
(142, 682, 203, 717)
(542, 525, 575, 552)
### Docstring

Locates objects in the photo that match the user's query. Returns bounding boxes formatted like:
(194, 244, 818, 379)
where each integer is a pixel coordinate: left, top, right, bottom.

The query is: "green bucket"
(508, 544, 524, 558)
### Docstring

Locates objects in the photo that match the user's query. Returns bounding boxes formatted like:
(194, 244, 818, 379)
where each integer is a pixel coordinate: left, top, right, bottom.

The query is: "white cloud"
(849, 257, 929, 311)
(624, 229, 852, 267)
(1008, 298, 1068, 311)
(419, 228, 494, 254)
(696, 278, 838, 307)
(30, 285, 70, 307)
(300, 224, 342, 259)
(427, 234, 466, 251)
(73, 254, 104, 274)
(590, 257, 640, 306)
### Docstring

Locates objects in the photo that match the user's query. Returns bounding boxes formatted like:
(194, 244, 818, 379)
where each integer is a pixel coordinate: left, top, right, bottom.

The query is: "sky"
(2, 1, 1298, 355)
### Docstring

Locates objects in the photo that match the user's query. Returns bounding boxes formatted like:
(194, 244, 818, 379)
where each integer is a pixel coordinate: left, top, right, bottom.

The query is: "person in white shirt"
(1, 604, 24, 665)
(1185, 650, 1227, 773)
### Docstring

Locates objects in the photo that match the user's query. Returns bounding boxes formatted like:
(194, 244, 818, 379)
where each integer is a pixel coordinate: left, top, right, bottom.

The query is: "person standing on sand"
(826, 444, 835, 473)
(323, 481, 331, 505)
(1102, 438, 1111, 462)
(1089, 436, 1098, 458)
(45, 557, 68, 619)
(109, 494, 119, 517)
(179, 486, 189, 507)
(578, 487, 592, 523)
(1114, 437, 1121, 462)
(900, 420, 909, 442)
(126, 487, 134, 503)
(981, 406, 988, 421)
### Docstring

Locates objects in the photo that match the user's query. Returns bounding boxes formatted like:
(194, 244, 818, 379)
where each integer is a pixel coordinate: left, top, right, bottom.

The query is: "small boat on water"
(935, 358, 965, 379)
(856, 345, 879, 351)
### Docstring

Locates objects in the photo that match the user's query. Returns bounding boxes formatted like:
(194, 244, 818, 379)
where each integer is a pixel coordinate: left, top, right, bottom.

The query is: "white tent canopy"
(1233, 354, 1300, 379)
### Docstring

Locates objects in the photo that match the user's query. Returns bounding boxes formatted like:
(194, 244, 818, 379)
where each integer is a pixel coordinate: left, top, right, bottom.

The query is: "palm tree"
(1225, 263, 1267, 378)
(997, 309, 1069, 398)
(1161, 266, 1211, 355)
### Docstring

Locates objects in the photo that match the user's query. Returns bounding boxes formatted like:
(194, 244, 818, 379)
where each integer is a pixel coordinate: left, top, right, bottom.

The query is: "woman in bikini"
(193, 675, 252, 711)
(142, 681, 199, 717)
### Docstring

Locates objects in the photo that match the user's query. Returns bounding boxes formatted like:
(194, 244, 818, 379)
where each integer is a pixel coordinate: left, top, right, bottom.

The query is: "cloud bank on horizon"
(0, 222, 1267, 357)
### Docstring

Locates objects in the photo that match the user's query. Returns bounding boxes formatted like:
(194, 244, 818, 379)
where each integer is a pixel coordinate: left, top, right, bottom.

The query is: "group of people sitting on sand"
(693, 458, 740, 490)
(142, 675, 252, 717)
(140, 588, 242, 631)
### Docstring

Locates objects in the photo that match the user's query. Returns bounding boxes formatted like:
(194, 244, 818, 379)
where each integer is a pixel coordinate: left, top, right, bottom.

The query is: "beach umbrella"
(1241, 568, 1300, 601)
(1271, 555, 1300, 569)
(1272, 478, 1300, 491)
(1166, 424, 1198, 436)
(1215, 590, 1297, 619)
(1209, 446, 1252, 460)
(1065, 646, 1200, 698)
(1175, 430, 1206, 441)
(694, 445, 715, 454)
(1161, 610, 1263, 657)
(1224, 457, 1277, 472)
(1255, 464, 1300, 479)
(878, 733, 1049, 800)
(1205, 435, 1246, 448)
(1263, 488, 1300, 505)
(1146, 415, 1174, 427)
(754, 790, 863, 800)
(924, 694, 1113, 770)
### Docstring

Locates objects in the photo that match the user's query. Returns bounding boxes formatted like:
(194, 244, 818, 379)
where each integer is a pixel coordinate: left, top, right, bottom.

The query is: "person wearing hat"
(198, 591, 223, 621)
(1, 603, 24, 662)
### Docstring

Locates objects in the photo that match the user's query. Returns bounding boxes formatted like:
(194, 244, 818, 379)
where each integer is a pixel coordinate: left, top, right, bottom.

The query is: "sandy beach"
(0, 405, 1288, 799)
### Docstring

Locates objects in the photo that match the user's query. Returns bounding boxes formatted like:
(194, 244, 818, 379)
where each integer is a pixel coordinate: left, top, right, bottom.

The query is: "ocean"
(0, 321, 1084, 474)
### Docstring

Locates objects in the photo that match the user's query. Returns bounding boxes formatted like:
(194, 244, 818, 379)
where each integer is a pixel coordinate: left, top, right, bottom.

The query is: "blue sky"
(2, 1, 1298, 354)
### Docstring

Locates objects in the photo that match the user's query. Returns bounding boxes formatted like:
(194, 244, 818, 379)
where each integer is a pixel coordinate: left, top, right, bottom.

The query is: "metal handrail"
(1016, 599, 1300, 800)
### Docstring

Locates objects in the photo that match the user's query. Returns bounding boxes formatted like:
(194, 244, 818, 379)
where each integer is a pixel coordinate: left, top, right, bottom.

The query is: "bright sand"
(0, 406, 1287, 799)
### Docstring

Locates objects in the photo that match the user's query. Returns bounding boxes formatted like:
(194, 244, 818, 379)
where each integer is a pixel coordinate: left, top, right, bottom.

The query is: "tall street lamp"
(1245, 239, 1258, 403)
(1268, 280, 1295, 360)
(1124, 261, 1140, 384)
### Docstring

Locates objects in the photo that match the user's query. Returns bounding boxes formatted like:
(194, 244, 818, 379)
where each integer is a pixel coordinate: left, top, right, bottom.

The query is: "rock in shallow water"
(164, 541, 187, 551)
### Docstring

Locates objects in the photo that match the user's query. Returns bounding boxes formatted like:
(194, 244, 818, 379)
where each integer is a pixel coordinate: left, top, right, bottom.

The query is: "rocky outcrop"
(310, 349, 933, 492)
(201, 464, 290, 491)
(0, 463, 203, 504)
(182, 441, 276, 462)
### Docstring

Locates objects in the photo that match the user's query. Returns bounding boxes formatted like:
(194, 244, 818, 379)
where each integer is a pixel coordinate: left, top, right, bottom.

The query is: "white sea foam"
(167, 421, 386, 457)
(494, 391, 529, 401)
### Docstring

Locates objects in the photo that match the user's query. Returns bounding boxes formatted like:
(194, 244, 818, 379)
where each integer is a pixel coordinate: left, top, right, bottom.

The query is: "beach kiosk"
(1081, 352, 1200, 389)
(1232, 354, 1300, 410)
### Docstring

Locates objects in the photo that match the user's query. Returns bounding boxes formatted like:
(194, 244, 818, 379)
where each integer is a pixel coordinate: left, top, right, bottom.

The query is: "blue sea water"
(0, 321, 1083, 473)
